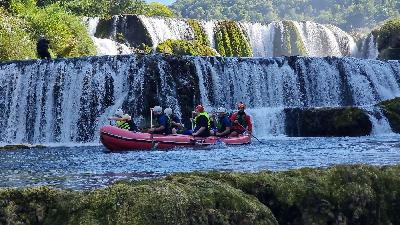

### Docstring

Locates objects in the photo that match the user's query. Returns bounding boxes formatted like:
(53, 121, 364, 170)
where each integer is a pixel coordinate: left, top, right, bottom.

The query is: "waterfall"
(201, 20, 217, 49)
(293, 21, 344, 57)
(1, 55, 400, 144)
(363, 106, 392, 135)
(359, 34, 379, 59)
(241, 22, 275, 57)
(137, 15, 194, 48)
(85, 17, 134, 56)
(86, 16, 363, 58)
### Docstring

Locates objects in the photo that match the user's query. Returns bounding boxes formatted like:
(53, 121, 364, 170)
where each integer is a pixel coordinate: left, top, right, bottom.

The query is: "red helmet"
(238, 102, 246, 110)
(195, 105, 204, 112)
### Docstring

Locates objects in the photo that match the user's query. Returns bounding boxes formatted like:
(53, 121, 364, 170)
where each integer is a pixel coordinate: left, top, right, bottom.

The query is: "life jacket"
(116, 120, 130, 130)
(216, 116, 230, 132)
(168, 115, 180, 128)
(236, 112, 248, 127)
(194, 112, 211, 129)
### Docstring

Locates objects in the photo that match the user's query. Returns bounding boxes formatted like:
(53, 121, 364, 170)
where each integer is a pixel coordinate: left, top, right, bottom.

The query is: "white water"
(201, 20, 216, 49)
(241, 22, 275, 57)
(363, 106, 392, 135)
(359, 34, 379, 59)
(85, 17, 134, 55)
(1, 55, 399, 143)
(138, 15, 194, 48)
(86, 16, 363, 58)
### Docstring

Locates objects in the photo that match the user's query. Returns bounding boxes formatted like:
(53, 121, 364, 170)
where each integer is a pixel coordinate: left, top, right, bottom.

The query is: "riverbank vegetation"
(0, 164, 399, 224)
(0, 0, 174, 61)
(171, 0, 399, 32)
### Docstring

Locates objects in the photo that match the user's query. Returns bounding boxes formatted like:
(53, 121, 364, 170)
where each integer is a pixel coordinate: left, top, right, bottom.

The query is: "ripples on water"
(1, 135, 399, 190)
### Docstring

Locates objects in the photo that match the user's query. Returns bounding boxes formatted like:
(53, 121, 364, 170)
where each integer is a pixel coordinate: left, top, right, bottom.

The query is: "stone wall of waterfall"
(1, 55, 400, 144)
(86, 15, 360, 58)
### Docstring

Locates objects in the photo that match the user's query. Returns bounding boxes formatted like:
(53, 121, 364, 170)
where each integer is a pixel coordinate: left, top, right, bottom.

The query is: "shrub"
(0, 7, 36, 61)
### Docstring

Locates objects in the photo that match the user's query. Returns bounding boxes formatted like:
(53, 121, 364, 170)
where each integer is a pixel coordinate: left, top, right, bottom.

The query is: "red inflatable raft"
(100, 125, 251, 151)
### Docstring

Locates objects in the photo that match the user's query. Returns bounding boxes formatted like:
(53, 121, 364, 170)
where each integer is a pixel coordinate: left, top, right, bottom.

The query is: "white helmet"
(216, 107, 226, 113)
(164, 107, 173, 116)
(114, 108, 124, 117)
(153, 106, 162, 113)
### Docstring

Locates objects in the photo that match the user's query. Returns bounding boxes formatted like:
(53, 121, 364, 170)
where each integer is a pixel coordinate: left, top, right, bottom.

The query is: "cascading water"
(358, 34, 379, 59)
(241, 22, 275, 57)
(87, 15, 362, 58)
(362, 106, 392, 135)
(1, 55, 400, 144)
(137, 15, 195, 48)
(85, 17, 134, 55)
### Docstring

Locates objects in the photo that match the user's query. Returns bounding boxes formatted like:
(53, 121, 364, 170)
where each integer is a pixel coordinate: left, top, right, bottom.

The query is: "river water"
(1, 135, 399, 190)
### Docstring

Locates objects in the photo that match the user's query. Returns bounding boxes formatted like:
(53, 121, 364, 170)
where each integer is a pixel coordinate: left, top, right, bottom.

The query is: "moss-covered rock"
(0, 144, 45, 150)
(95, 15, 153, 49)
(1, 165, 400, 225)
(375, 17, 400, 60)
(187, 19, 210, 47)
(156, 39, 217, 56)
(214, 21, 253, 57)
(285, 107, 372, 136)
(379, 97, 400, 133)
(201, 165, 400, 225)
(274, 21, 307, 56)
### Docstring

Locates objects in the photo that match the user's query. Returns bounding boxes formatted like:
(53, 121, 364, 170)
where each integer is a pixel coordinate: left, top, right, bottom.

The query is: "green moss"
(0, 144, 45, 150)
(1, 165, 400, 224)
(214, 21, 252, 57)
(375, 17, 400, 60)
(275, 21, 307, 56)
(156, 39, 217, 56)
(379, 97, 400, 133)
(187, 19, 210, 47)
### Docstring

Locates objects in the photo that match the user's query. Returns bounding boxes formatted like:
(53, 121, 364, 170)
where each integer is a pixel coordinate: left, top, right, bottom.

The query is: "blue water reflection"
(1, 136, 399, 190)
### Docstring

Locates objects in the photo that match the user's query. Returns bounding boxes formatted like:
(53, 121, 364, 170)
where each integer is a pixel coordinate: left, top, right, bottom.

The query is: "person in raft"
(108, 109, 138, 132)
(164, 107, 184, 134)
(192, 105, 211, 137)
(230, 102, 252, 136)
(148, 106, 171, 135)
(210, 107, 232, 137)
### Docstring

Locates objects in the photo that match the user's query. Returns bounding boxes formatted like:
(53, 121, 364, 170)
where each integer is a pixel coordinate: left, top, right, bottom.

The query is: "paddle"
(150, 108, 153, 128)
(237, 123, 264, 144)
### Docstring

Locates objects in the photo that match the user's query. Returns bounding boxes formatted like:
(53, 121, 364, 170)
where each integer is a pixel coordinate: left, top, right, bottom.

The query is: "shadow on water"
(1, 135, 400, 190)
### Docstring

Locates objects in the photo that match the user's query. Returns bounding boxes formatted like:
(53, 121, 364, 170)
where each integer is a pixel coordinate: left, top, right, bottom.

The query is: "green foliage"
(5, 0, 96, 59)
(375, 17, 400, 51)
(146, 2, 175, 18)
(274, 21, 307, 56)
(36, 0, 173, 18)
(187, 19, 210, 46)
(214, 21, 252, 57)
(156, 39, 217, 56)
(172, 0, 400, 32)
(0, 7, 36, 60)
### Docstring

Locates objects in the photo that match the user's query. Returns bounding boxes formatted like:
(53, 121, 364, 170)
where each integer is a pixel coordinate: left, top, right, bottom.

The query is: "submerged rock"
(284, 107, 372, 136)
(379, 97, 400, 133)
(0, 144, 45, 150)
